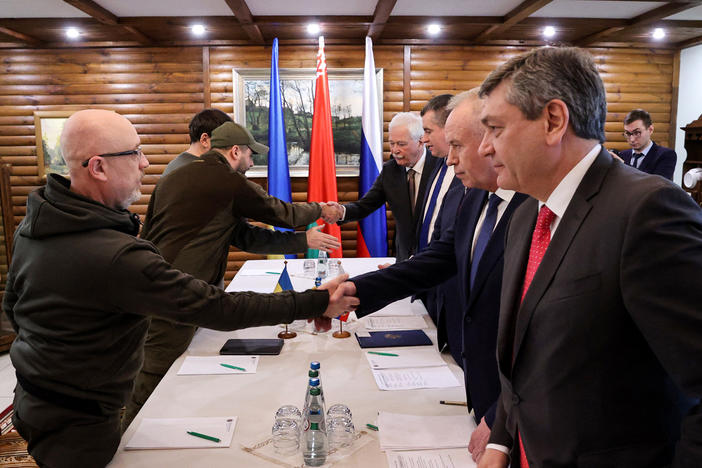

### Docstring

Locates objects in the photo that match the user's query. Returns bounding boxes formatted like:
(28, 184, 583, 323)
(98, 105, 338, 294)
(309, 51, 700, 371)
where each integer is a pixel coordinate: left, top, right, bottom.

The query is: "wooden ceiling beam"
(224, 0, 264, 44)
(577, 1, 702, 46)
(472, 0, 554, 43)
(0, 26, 42, 46)
(62, 0, 153, 45)
(368, 0, 397, 41)
(63, 0, 119, 25)
(678, 33, 702, 49)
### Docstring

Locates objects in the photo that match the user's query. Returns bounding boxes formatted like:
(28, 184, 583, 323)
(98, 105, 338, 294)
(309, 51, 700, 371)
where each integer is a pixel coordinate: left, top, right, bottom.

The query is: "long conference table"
(109, 258, 468, 467)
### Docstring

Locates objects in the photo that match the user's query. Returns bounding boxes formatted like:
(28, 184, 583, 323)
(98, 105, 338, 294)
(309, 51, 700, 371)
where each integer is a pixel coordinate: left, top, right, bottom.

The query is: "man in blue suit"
(417, 94, 463, 366)
(619, 108, 676, 180)
(336, 90, 527, 462)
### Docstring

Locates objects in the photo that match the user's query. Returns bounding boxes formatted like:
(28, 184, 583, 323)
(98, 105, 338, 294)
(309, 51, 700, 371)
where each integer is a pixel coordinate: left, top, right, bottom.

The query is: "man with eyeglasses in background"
(2, 109, 356, 468)
(618, 108, 676, 181)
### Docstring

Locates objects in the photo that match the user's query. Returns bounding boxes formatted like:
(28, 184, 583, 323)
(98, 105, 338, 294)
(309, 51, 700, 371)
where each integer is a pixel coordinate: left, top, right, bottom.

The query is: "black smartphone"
(219, 338, 284, 355)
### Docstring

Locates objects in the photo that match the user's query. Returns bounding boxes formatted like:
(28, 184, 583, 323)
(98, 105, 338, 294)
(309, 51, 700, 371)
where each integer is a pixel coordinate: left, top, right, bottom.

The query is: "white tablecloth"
(109, 259, 467, 467)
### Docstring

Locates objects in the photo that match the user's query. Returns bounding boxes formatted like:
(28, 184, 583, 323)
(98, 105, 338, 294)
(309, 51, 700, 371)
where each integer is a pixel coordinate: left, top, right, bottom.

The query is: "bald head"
(445, 89, 497, 191)
(61, 109, 147, 210)
(61, 110, 139, 173)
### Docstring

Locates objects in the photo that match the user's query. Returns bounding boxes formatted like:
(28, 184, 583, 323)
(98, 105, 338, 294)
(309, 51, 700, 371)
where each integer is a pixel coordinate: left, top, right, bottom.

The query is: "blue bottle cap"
(309, 378, 320, 387)
(310, 361, 320, 370)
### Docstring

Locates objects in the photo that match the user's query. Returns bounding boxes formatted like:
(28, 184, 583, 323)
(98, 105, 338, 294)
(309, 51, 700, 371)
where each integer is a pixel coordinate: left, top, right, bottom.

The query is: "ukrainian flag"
(273, 262, 293, 293)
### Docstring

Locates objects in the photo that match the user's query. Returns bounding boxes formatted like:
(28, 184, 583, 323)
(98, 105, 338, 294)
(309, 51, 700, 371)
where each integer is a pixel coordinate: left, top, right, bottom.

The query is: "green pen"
(265, 271, 281, 275)
(367, 351, 399, 357)
(220, 363, 246, 371)
(186, 431, 221, 443)
(366, 423, 379, 431)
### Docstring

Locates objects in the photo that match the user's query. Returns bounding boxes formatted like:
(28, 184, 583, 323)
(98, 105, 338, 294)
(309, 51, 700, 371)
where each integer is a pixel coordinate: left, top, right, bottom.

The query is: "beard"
(117, 187, 142, 210)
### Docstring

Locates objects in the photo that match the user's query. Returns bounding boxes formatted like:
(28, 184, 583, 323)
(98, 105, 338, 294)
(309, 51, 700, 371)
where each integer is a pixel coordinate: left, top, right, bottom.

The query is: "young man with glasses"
(619, 108, 676, 181)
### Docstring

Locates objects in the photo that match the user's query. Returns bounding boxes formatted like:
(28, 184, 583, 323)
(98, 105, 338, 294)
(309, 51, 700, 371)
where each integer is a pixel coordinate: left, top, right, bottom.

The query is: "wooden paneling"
(0, 44, 676, 282)
(410, 46, 674, 152)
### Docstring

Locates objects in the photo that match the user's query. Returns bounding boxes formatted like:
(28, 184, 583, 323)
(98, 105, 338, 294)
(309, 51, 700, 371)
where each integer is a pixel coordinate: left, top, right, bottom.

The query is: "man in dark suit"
(618, 108, 676, 180)
(338, 112, 441, 260)
(335, 90, 527, 462)
(417, 94, 463, 364)
(476, 47, 702, 468)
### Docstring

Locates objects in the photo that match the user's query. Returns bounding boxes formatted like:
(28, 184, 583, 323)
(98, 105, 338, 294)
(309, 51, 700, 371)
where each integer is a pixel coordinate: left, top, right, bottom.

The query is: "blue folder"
(355, 329, 432, 348)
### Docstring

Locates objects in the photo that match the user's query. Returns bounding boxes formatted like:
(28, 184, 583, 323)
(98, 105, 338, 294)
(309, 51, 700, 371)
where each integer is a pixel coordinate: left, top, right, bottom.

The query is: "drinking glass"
(327, 403, 352, 420)
(271, 418, 300, 455)
(327, 416, 354, 449)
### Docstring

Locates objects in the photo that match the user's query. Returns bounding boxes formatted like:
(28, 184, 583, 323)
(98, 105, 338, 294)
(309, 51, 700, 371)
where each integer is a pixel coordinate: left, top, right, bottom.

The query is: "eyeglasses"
(623, 129, 643, 138)
(81, 147, 143, 167)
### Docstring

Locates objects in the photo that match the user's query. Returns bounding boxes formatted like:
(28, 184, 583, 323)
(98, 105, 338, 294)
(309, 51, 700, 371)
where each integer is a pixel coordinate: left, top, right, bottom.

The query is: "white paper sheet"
(372, 366, 461, 390)
(365, 348, 447, 369)
(236, 269, 281, 276)
(372, 297, 423, 316)
(177, 356, 259, 375)
(365, 316, 428, 330)
(126, 416, 237, 450)
(378, 412, 475, 451)
(386, 449, 477, 468)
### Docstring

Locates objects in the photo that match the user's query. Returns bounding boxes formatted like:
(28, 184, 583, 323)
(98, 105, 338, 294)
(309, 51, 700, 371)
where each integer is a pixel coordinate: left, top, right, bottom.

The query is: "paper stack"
(378, 412, 475, 451)
(364, 347, 461, 390)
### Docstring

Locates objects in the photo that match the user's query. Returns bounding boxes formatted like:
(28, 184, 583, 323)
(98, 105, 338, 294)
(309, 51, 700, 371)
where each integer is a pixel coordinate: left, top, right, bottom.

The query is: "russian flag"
(357, 36, 387, 257)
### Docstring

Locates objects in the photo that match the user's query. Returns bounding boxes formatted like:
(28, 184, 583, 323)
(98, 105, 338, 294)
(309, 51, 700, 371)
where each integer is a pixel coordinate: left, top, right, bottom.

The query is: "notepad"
(125, 416, 237, 450)
(364, 316, 427, 330)
(236, 269, 281, 276)
(386, 449, 477, 468)
(372, 367, 461, 390)
(177, 356, 259, 375)
(365, 348, 446, 369)
(378, 412, 475, 450)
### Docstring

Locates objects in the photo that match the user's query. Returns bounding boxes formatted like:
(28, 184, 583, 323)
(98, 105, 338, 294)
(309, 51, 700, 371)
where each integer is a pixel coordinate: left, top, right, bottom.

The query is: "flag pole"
(277, 261, 297, 339)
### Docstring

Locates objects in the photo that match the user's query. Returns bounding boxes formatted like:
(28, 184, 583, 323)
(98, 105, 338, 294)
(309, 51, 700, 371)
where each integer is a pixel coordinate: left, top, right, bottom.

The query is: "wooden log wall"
(0, 45, 676, 282)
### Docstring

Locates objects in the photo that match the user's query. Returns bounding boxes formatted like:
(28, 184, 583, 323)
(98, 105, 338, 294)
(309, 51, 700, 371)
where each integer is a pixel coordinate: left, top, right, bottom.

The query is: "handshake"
(317, 275, 359, 319)
(319, 201, 345, 224)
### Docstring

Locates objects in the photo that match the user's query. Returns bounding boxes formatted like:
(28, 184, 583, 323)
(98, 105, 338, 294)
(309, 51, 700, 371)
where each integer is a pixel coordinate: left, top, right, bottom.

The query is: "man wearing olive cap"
(124, 120, 342, 428)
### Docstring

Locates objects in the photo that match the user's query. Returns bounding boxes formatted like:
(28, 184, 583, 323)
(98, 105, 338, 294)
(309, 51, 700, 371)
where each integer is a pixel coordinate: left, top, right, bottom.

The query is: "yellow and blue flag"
(273, 263, 293, 292)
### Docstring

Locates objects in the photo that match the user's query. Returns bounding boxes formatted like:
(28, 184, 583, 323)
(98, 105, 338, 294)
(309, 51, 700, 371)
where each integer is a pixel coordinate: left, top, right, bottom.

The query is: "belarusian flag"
(307, 36, 342, 258)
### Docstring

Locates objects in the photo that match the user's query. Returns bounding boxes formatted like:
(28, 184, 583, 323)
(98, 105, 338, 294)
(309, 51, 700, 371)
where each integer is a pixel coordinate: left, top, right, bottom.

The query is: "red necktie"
(517, 205, 556, 467)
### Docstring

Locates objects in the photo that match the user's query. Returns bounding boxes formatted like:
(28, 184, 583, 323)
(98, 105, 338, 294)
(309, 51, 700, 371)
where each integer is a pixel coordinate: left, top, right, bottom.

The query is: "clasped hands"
(319, 201, 344, 224)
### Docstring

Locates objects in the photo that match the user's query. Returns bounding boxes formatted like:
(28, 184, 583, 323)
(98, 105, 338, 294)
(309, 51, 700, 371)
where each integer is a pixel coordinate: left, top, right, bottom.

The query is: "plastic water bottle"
(317, 250, 328, 278)
(302, 386, 328, 466)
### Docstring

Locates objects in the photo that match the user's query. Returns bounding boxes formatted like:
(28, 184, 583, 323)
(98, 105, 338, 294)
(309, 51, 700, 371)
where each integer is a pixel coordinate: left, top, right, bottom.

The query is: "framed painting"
(34, 110, 74, 178)
(233, 67, 383, 177)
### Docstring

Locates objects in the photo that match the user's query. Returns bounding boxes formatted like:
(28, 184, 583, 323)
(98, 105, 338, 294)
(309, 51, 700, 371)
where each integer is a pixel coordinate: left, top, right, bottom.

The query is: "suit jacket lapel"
(414, 152, 438, 224)
(467, 193, 528, 310)
(511, 149, 612, 365)
(497, 198, 535, 377)
(456, 189, 487, 306)
(638, 142, 658, 173)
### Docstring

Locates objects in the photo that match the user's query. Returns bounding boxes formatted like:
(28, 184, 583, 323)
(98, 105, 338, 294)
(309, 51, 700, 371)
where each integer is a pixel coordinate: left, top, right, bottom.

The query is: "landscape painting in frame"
(34, 111, 73, 178)
(234, 68, 383, 177)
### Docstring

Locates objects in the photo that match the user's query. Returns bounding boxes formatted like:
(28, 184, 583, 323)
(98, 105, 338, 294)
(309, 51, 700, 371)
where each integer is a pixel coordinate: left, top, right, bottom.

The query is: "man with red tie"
(475, 47, 702, 468)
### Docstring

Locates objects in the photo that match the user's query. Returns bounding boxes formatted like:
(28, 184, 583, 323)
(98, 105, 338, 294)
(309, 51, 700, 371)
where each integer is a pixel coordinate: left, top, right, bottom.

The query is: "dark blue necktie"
(418, 163, 448, 251)
(470, 193, 502, 288)
(632, 153, 644, 168)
